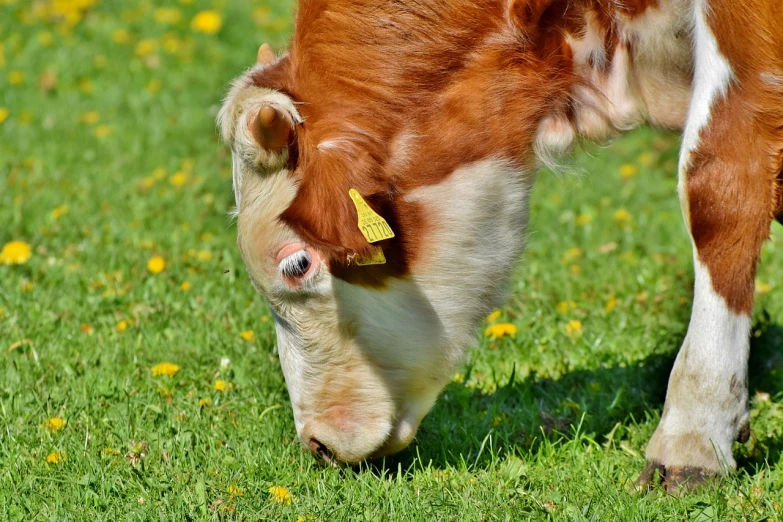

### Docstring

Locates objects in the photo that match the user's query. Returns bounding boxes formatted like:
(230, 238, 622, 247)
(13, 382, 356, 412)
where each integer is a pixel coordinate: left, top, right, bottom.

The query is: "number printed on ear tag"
(356, 248, 386, 266)
(349, 189, 395, 243)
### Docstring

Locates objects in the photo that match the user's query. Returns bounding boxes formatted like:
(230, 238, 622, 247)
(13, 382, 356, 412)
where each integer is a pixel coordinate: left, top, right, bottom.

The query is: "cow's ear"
(248, 105, 294, 153)
(507, 0, 552, 33)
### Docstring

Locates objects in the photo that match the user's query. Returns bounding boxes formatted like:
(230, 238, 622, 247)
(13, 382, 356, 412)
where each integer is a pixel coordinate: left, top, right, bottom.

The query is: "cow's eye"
(280, 250, 313, 279)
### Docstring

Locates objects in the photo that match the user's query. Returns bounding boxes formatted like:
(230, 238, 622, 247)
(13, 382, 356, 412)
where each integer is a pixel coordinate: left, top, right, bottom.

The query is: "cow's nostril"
(309, 438, 334, 464)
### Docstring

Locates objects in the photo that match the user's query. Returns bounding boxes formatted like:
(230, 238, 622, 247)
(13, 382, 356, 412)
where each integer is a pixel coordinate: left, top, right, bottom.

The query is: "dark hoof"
(636, 461, 715, 495)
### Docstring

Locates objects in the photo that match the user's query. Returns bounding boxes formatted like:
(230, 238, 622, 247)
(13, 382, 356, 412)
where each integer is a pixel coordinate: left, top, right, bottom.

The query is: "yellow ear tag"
(349, 189, 395, 243)
(356, 248, 386, 266)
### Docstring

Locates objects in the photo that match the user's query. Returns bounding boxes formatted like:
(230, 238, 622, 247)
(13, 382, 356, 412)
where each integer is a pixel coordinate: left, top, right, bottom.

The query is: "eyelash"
(279, 250, 313, 279)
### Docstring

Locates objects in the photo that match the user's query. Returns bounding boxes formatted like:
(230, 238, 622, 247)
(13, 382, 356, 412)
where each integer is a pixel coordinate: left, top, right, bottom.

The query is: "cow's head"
(218, 0, 574, 463)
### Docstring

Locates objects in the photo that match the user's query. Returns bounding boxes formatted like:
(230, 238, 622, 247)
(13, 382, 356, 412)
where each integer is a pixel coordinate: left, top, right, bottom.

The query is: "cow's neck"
(537, 0, 693, 157)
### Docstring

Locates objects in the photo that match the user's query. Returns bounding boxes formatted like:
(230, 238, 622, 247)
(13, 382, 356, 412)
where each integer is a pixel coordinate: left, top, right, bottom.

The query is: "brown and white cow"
(218, 0, 783, 490)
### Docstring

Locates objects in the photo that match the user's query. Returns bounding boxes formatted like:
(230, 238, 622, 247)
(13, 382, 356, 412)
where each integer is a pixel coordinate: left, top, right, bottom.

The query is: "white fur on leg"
(645, 260, 750, 472)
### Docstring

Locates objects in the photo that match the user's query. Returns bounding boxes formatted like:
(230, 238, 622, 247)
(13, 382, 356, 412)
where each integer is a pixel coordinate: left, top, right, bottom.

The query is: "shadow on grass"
(364, 312, 783, 476)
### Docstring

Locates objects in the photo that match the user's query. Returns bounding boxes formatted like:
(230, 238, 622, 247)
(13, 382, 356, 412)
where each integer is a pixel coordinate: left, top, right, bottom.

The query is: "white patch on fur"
(558, 2, 691, 144)
(565, 10, 607, 69)
(645, 260, 750, 471)
(677, 0, 734, 225)
(622, 0, 693, 129)
(404, 160, 531, 354)
(534, 115, 575, 169)
(239, 159, 531, 462)
(317, 139, 354, 153)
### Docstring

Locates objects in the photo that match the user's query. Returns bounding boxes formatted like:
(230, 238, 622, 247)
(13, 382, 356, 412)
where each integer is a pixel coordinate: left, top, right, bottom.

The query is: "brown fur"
(687, 0, 783, 314)
(246, 0, 666, 285)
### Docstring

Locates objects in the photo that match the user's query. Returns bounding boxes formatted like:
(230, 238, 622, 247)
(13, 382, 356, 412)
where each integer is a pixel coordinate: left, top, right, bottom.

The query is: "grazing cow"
(218, 0, 783, 490)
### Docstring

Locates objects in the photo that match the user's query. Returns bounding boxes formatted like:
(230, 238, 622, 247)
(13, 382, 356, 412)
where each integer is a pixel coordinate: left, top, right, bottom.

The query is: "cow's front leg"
(638, 17, 779, 491)
(638, 258, 753, 491)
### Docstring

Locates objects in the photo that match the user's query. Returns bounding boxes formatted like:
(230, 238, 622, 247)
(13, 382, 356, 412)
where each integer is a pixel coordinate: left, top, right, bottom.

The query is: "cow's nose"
(308, 438, 335, 465)
(299, 407, 393, 464)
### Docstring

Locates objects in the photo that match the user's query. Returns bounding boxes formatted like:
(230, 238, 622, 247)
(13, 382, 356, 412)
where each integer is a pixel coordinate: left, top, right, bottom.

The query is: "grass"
(1, 1, 783, 520)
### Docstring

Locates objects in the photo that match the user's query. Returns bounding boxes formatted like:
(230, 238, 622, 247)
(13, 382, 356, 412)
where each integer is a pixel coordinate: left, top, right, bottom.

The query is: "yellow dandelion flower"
(563, 247, 583, 261)
(156, 386, 173, 397)
(556, 300, 576, 314)
(162, 34, 181, 54)
(112, 29, 130, 44)
(484, 323, 518, 339)
(486, 309, 502, 323)
(756, 281, 772, 295)
(102, 447, 121, 456)
(638, 152, 655, 166)
(116, 320, 129, 332)
(43, 417, 66, 432)
(196, 250, 212, 261)
(95, 125, 112, 138)
(191, 10, 222, 34)
(46, 451, 64, 464)
(21, 280, 35, 292)
(51, 205, 70, 219)
(151, 362, 180, 377)
(569, 264, 581, 275)
(180, 281, 192, 291)
(453, 372, 464, 384)
(575, 213, 592, 226)
(228, 484, 244, 497)
(147, 256, 166, 274)
(139, 176, 156, 190)
(0, 107, 8, 124)
(135, 39, 157, 57)
(78, 78, 93, 94)
(38, 31, 54, 47)
(635, 291, 648, 303)
(605, 296, 617, 313)
(619, 164, 638, 179)
(614, 209, 632, 223)
(169, 171, 187, 186)
(565, 320, 583, 336)
(240, 330, 255, 342)
(0, 240, 32, 265)
(268, 485, 292, 505)
(154, 7, 182, 24)
(146, 79, 162, 94)
(8, 70, 24, 86)
(198, 398, 211, 407)
(80, 111, 99, 124)
(214, 379, 228, 392)
(199, 232, 214, 242)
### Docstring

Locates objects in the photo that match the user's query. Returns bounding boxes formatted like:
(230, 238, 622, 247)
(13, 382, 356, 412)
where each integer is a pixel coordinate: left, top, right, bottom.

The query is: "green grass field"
(2, 1, 783, 520)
